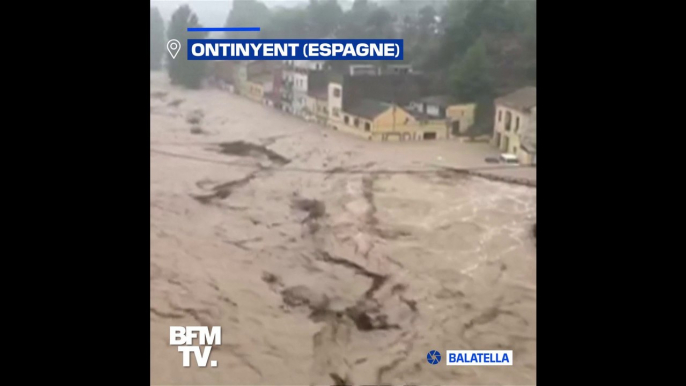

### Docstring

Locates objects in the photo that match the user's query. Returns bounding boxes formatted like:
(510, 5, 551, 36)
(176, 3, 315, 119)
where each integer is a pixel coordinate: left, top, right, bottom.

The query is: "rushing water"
(150, 72, 536, 385)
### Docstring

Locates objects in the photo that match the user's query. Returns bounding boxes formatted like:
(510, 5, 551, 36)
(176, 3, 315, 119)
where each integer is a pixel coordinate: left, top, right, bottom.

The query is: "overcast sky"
(151, 0, 344, 28)
(150, 0, 406, 30)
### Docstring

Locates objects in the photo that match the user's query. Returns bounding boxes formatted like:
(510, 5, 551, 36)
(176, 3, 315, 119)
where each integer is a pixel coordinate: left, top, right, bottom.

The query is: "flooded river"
(150, 72, 536, 385)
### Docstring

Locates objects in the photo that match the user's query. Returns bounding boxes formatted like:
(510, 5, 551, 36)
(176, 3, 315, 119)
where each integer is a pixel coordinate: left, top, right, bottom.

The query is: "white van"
(499, 153, 519, 164)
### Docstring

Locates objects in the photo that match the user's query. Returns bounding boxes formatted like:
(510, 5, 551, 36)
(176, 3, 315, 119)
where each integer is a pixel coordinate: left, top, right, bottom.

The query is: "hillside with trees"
(167, 5, 208, 89)
(223, 0, 536, 132)
(150, 0, 535, 129)
(150, 7, 165, 70)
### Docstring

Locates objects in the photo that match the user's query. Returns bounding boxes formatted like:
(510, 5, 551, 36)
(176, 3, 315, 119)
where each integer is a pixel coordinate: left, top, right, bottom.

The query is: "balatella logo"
(170, 326, 221, 367)
(427, 350, 442, 365)
(446, 350, 513, 366)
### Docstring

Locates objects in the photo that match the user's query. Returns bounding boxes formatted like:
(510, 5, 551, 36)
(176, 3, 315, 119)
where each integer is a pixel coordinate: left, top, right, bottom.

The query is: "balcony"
(281, 89, 293, 102)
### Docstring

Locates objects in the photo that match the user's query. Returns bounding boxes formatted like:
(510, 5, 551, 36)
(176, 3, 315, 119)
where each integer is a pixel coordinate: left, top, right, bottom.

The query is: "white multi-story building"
(290, 61, 327, 118)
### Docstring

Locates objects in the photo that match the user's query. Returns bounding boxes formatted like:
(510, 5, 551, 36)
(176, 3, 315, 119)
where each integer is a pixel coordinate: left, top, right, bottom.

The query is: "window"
(333, 88, 341, 98)
(498, 110, 502, 122)
(344, 116, 349, 124)
(332, 108, 340, 117)
(423, 132, 437, 140)
(515, 117, 520, 132)
(513, 146, 518, 155)
(354, 118, 359, 127)
(365, 122, 371, 131)
(505, 111, 512, 131)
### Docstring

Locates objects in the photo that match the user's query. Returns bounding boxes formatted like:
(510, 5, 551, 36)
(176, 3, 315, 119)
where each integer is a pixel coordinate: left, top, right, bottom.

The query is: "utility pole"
(392, 104, 396, 132)
(392, 78, 396, 132)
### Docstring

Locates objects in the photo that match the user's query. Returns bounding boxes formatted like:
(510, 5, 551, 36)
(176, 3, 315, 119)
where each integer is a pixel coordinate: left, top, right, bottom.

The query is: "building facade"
(306, 88, 328, 124)
(280, 61, 294, 113)
(519, 106, 536, 165)
(492, 87, 536, 161)
(292, 68, 309, 117)
(327, 81, 344, 129)
(289, 61, 328, 118)
(263, 66, 283, 109)
(245, 74, 273, 103)
(408, 95, 476, 136)
(331, 99, 449, 141)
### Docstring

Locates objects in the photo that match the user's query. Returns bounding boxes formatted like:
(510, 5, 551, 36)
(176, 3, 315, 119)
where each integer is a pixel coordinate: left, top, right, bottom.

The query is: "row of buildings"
(208, 60, 476, 142)
(208, 60, 536, 165)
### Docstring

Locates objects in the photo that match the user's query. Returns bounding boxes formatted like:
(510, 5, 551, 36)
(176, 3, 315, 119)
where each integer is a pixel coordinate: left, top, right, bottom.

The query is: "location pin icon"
(167, 39, 181, 59)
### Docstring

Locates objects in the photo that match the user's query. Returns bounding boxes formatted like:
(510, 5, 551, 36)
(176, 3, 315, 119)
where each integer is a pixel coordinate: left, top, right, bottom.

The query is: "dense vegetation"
(150, 7, 165, 70)
(167, 5, 208, 89)
(224, 0, 536, 132)
(152, 0, 535, 131)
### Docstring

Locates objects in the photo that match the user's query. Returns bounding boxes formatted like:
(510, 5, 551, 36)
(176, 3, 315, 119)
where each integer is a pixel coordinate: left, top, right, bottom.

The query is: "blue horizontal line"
(188, 27, 260, 32)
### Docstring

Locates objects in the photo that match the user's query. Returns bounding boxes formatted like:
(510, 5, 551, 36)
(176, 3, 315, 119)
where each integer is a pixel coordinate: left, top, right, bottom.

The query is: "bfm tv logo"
(170, 326, 221, 367)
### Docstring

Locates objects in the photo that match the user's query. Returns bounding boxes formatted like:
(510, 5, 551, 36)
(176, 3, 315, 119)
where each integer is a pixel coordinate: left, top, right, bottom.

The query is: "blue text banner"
(186, 39, 404, 60)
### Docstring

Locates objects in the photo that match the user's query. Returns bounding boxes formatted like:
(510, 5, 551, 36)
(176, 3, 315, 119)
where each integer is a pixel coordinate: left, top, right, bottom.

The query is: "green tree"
(337, 0, 374, 39)
(366, 7, 395, 39)
(451, 38, 493, 101)
(261, 7, 309, 39)
(401, 4, 439, 69)
(424, 0, 536, 133)
(167, 5, 208, 89)
(510, 0, 536, 82)
(225, 0, 271, 39)
(150, 7, 165, 70)
(450, 38, 495, 133)
(307, 0, 344, 38)
(417, 5, 438, 36)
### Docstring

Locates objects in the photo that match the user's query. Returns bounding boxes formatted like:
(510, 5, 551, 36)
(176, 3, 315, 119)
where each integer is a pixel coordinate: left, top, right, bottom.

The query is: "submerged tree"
(150, 7, 165, 70)
(167, 5, 208, 89)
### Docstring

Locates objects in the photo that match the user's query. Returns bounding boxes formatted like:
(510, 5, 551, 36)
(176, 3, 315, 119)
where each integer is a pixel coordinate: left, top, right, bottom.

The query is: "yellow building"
(235, 61, 278, 99)
(306, 88, 328, 125)
(409, 96, 476, 136)
(332, 99, 449, 141)
(446, 104, 476, 134)
(492, 86, 536, 161)
(245, 74, 273, 103)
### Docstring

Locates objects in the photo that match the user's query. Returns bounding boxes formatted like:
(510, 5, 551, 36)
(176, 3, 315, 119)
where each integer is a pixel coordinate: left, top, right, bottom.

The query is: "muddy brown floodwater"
(150, 72, 536, 385)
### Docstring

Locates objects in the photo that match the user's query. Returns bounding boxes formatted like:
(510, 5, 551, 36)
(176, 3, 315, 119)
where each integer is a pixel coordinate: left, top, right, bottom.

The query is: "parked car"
(499, 153, 519, 164)
(484, 154, 519, 164)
